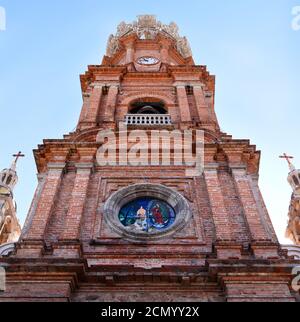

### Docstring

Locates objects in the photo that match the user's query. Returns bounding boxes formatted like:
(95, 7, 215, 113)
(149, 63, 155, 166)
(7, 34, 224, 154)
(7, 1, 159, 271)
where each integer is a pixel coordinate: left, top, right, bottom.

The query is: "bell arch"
(121, 93, 175, 112)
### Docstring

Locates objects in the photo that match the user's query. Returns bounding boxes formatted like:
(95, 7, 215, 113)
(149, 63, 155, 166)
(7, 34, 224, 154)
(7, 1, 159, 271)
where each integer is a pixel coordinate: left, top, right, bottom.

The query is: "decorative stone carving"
(177, 36, 193, 59)
(284, 158, 300, 245)
(0, 155, 22, 246)
(116, 21, 133, 37)
(286, 196, 300, 244)
(282, 244, 300, 259)
(106, 34, 120, 57)
(0, 242, 16, 257)
(137, 15, 157, 29)
(162, 21, 179, 39)
(105, 15, 193, 58)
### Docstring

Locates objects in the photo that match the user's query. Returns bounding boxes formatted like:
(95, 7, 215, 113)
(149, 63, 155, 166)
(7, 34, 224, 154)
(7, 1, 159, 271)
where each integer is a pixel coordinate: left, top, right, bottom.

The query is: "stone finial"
(176, 36, 192, 59)
(0, 152, 24, 194)
(0, 153, 23, 246)
(279, 154, 300, 194)
(282, 154, 300, 245)
(106, 34, 120, 57)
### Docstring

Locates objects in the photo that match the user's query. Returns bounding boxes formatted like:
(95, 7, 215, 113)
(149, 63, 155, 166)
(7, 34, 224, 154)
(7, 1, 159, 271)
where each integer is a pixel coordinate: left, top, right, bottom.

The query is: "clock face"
(137, 56, 160, 65)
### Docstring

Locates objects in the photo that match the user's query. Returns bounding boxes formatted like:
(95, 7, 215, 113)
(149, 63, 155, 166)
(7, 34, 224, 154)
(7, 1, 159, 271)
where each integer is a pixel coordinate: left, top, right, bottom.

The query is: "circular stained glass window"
(119, 197, 176, 233)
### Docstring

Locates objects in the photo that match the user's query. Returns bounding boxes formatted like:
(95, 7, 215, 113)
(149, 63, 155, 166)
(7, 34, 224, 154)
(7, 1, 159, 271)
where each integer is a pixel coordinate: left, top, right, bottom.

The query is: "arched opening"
(293, 175, 300, 186)
(6, 175, 12, 185)
(185, 85, 194, 95)
(125, 98, 171, 126)
(129, 101, 167, 115)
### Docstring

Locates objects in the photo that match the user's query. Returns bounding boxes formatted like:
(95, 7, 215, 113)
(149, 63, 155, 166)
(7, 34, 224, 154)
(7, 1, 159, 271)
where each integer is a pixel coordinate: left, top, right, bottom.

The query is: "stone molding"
(282, 244, 300, 259)
(0, 242, 15, 257)
(47, 163, 66, 172)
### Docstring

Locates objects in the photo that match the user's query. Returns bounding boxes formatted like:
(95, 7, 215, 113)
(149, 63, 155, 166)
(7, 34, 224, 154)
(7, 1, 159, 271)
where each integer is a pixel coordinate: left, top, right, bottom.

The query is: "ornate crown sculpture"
(106, 15, 192, 59)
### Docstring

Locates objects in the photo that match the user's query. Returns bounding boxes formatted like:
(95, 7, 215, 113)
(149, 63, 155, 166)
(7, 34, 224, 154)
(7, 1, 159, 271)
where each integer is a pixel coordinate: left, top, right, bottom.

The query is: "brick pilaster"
(204, 166, 243, 259)
(125, 44, 134, 64)
(176, 85, 191, 122)
(20, 173, 46, 239)
(86, 84, 103, 123)
(204, 167, 232, 241)
(105, 85, 119, 122)
(25, 163, 65, 240)
(78, 93, 91, 124)
(231, 167, 271, 242)
(193, 85, 210, 123)
(160, 44, 170, 64)
(60, 163, 92, 241)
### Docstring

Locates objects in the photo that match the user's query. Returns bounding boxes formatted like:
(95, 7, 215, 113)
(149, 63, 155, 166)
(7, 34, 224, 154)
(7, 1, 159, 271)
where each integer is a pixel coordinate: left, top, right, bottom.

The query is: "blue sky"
(0, 0, 299, 243)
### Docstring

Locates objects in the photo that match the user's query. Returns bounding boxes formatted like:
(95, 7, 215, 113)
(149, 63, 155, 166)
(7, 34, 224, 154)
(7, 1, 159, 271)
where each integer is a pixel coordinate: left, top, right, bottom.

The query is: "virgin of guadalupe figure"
(151, 204, 164, 225)
(134, 206, 148, 231)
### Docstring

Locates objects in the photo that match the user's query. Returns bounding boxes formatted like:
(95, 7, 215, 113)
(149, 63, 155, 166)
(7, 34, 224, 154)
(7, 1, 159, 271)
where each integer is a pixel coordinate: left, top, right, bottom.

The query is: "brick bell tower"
(0, 15, 299, 302)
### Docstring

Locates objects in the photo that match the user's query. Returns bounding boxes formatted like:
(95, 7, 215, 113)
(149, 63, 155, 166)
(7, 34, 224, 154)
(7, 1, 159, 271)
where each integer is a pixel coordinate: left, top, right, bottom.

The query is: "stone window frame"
(103, 183, 192, 242)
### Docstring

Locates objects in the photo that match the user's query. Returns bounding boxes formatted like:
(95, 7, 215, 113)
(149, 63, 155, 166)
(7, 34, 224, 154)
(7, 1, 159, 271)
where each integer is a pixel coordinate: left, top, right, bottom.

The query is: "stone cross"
(12, 151, 25, 165)
(279, 153, 294, 166)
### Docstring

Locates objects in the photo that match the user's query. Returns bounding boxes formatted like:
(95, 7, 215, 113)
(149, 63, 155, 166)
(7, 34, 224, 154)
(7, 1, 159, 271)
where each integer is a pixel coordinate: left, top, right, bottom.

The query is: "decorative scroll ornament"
(106, 34, 120, 57)
(106, 15, 193, 58)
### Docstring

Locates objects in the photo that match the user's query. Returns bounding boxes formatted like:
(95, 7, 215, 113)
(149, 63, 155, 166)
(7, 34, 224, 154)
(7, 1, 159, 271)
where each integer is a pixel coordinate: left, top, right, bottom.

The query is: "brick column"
(104, 85, 119, 122)
(25, 163, 65, 241)
(86, 84, 103, 123)
(122, 35, 136, 65)
(193, 85, 210, 123)
(20, 173, 46, 239)
(176, 85, 191, 122)
(204, 167, 232, 241)
(250, 174, 278, 242)
(125, 44, 134, 64)
(160, 44, 169, 64)
(60, 163, 92, 241)
(231, 167, 271, 242)
(204, 166, 242, 259)
(78, 93, 91, 124)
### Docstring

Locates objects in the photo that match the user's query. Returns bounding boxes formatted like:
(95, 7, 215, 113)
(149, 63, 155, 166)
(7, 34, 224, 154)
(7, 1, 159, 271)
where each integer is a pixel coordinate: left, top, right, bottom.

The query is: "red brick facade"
(0, 17, 299, 302)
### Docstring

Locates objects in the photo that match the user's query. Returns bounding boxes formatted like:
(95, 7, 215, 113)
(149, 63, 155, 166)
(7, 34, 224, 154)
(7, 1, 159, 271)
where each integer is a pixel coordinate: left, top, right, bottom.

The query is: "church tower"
(282, 154, 300, 245)
(0, 153, 22, 250)
(0, 16, 299, 302)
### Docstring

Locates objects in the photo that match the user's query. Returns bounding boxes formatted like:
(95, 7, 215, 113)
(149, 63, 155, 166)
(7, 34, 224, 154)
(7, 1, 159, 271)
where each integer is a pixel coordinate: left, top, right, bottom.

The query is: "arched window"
(293, 175, 300, 186)
(6, 175, 12, 185)
(130, 101, 167, 115)
(126, 100, 171, 126)
(102, 85, 109, 95)
(185, 85, 194, 95)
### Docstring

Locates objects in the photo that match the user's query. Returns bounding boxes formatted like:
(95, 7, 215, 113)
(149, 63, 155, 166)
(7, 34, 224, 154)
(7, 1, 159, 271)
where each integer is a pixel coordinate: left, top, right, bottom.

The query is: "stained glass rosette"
(118, 197, 176, 233)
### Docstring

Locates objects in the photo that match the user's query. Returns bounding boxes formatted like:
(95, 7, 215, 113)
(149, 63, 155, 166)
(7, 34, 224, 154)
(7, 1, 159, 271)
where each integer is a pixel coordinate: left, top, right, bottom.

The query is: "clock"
(137, 56, 160, 65)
